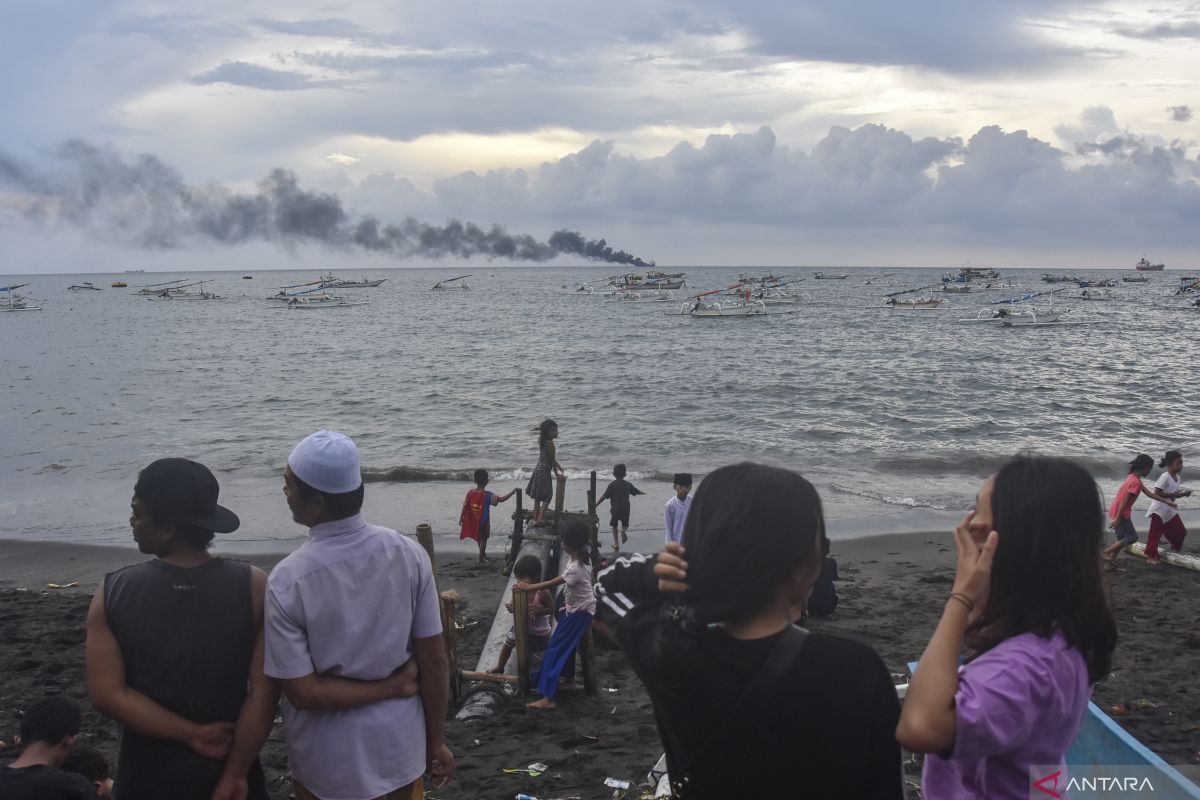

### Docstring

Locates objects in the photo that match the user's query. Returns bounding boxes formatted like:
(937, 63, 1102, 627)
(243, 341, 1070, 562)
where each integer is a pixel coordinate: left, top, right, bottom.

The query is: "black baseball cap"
(134, 458, 240, 533)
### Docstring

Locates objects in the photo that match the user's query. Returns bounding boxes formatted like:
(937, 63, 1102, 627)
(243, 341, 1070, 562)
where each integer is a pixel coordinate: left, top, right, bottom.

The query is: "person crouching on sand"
(459, 469, 519, 562)
(1102, 453, 1157, 570)
(897, 455, 1117, 800)
(486, 555, 554, 675)
(596, 463, 904, 798)
(516, 521, 595, 709)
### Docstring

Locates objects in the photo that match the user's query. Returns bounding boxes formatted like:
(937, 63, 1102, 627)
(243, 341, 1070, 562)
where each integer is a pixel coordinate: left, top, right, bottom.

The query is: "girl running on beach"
(1101, 454, 1157, 570)
(595, 463, 903, 798)
(897, 455, 1117, 800)
(525, 419, 564, 525)
(1144, 450, 1191, 565)
(516, 521, 595, 709)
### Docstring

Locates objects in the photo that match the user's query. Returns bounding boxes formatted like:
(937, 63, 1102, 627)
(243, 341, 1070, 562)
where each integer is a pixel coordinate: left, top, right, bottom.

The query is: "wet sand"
(2, 531, 1198, 798)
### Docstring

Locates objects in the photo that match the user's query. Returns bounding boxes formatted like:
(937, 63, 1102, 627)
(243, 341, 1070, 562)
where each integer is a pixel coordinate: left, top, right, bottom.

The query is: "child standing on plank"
(459, 469, 518, 562)
(596, 463, 644, 552)
(525, 419, 564, 525)
(1101, 454, 1157, 570)
(486, 555, 554, 675)
(664, 473, 693, 546)
(517, 521, 595, 709)
(897, 456, 1117, 800)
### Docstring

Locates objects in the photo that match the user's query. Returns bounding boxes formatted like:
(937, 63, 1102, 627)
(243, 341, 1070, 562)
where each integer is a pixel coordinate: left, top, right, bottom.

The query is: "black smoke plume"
(0, 140, 654, 267)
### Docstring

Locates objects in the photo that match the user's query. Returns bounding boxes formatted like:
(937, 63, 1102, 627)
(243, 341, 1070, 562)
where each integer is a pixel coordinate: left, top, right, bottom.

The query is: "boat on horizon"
(68, 282, 102, 291)
(813, 271, 849, 279)
(432, 274, 472, 291)
(1136, 256, 1165, 272)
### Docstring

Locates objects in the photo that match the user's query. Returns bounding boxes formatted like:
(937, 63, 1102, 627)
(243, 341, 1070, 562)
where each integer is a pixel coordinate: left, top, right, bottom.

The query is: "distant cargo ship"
(1136, 256, 1165, 272)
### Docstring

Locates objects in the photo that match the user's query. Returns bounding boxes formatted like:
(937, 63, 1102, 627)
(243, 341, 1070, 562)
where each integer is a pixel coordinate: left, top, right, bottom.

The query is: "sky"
(1, 0, 1198, 272)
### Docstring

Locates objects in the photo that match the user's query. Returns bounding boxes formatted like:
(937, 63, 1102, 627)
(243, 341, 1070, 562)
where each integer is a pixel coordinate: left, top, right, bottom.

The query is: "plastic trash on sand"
(47, 582, 79, 589)
(603, 777, 630, 789)
(502, 762, 549, 777)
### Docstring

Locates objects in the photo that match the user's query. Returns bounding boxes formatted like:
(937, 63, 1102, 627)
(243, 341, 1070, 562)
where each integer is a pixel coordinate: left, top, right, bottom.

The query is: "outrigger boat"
(1121, 274, 1148, 283)
(1077, 288, 1115, 301)
(284, 293, 369, 309)
(673, 284, 774, 317)
(111, 281, 128, 288)
(606, 288, 676, 303)
(134, 278, 191, 296)
(146, 280, 221, 300)
(68, 282, 102, 291)
(881, 285, 944, 310)
(319, 272, 387, 288)
(1, 284, 41, 312)
(813, 271, 849, 279)
(958, 288, 1066, 324)
(432, 274, 471, 291)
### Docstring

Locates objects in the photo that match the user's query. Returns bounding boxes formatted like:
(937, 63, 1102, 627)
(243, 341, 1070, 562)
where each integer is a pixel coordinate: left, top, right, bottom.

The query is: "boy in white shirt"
(664, 472, 693, 546)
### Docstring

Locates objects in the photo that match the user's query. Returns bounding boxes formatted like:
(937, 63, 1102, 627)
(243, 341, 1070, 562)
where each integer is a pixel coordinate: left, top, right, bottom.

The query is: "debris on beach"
(604, 777, 631, 789)
(46, 582, 79, 589)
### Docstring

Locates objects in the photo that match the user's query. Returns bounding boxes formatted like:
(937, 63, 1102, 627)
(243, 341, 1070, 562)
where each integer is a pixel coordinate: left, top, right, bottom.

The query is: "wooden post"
(416, 523, 437, 577)
(579, 626, 598, 696)
(513, 584, 531, 696)
(441, 592, 461, 703)
(553, 474, 566, 528)
(509, 489, 524, 570)
(587, 470, 599, 566)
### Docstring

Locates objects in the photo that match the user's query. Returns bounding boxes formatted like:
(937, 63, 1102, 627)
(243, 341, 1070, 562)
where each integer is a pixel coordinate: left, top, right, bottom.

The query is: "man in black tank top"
(85, 459, 279, 800)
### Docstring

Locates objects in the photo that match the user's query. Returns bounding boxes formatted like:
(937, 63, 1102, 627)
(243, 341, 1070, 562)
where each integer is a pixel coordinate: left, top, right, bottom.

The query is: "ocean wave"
(873, 451, 1127, 480)
(361, 465, 663, 484)
(829, 483, 949, 511)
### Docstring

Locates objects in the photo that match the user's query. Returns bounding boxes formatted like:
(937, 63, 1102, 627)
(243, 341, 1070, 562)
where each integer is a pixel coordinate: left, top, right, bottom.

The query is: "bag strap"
(671, 624, 809, 796)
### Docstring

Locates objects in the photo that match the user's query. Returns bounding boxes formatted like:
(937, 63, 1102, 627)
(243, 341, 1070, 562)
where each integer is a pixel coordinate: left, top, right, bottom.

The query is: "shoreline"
(3, 530, 1199, 798)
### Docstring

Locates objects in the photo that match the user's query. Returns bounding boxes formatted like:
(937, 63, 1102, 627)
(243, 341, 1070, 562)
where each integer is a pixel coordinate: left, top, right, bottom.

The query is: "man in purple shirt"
(265, 431, 453, 800)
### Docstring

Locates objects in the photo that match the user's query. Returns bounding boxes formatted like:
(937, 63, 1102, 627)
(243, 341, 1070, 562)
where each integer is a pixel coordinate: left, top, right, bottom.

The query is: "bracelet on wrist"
(947, 592, 975, 613)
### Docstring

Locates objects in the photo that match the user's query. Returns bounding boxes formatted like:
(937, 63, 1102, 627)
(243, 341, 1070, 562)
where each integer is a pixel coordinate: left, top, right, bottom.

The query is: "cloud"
(1113, 20, 1200, 40)
(250, 17, 369, 39)
(1054, 106, 1119, 146)
(1169, 105, 1193, 122)
(325, 152, 362, 166)
(189, 61, 341, 91)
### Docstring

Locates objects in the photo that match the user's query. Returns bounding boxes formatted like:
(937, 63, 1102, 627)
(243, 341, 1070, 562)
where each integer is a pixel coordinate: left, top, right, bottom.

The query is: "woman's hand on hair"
(952, 510, 999, 610)
(654, 543, 689, 594)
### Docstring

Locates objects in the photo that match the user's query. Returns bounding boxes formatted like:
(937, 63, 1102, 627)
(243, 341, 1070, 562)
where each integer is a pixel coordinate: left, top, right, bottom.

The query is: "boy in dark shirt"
(596, 464, 644, 552)
(0, 696, 99, 800)
(62, 745, 112, 798)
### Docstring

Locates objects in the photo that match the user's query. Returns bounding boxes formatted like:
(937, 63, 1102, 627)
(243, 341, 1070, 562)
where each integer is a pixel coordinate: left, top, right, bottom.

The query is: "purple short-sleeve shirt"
(922, 631, 1090, 800)
(265, 514, 442, 800)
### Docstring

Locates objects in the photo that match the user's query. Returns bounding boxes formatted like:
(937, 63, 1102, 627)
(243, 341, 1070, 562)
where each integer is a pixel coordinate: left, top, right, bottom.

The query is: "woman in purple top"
(897, 455, 1117, 800)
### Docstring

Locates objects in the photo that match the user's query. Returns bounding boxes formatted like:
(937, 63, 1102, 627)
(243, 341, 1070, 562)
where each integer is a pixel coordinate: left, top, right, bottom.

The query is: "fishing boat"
(284, 293, 369, 309)
(941, 282, 974, 294)
(242, 275, 253, 280)
(681, 297, 769, 317)
(68, 282, 101, 291)
(751, 286, 810, 305)
(1041, 273, 1081, 284)
(881, 285, 944, 310)
(111, 281, 128, 288)
(432, 274, 471, 290)
(146, 280, 221, 300)
(319, 272, 387, 288)
(1077, 288, 1115, 301)
(1135, 256, 1165, 272)
(134, 278, 191, 295)
(606, 288, 676, 303)
(813, 271, 849, 279)
(1, 284, 41, 312)
(1121, 274, 1148, 283)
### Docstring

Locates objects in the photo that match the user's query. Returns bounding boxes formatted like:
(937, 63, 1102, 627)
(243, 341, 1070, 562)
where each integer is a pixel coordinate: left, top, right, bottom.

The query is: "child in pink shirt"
(1101, 454, 1158, 570)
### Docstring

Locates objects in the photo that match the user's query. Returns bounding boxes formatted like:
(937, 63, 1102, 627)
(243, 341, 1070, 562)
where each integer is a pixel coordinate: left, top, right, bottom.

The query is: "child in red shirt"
(460, 469, 518, 562)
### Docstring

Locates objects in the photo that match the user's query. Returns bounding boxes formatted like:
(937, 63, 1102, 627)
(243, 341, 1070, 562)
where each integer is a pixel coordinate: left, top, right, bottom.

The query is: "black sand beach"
(2, 532, 1198, 799)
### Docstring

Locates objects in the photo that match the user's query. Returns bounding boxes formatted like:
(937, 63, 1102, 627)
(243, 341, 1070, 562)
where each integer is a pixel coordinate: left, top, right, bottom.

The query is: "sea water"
(2, 266, 1196, 553)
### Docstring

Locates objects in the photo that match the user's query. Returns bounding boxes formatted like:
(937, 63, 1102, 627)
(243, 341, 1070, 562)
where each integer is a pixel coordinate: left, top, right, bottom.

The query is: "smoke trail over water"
(0, 140, 654, 267)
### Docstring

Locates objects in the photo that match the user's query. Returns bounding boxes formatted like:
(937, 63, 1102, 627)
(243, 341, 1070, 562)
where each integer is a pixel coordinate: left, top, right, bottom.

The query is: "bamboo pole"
(441, 591, 461, 703)
(579, 626, 598, 696)
(509, 489, 524, 571)
(513, 584, 532, 696)
(587, 470, 599, 565)
(460, 670, 519, 685)
(553, 474, 566, 528)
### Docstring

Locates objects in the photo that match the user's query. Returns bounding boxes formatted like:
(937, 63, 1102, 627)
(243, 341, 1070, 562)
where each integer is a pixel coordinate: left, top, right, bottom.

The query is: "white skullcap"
(288, 431, 362, 493)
